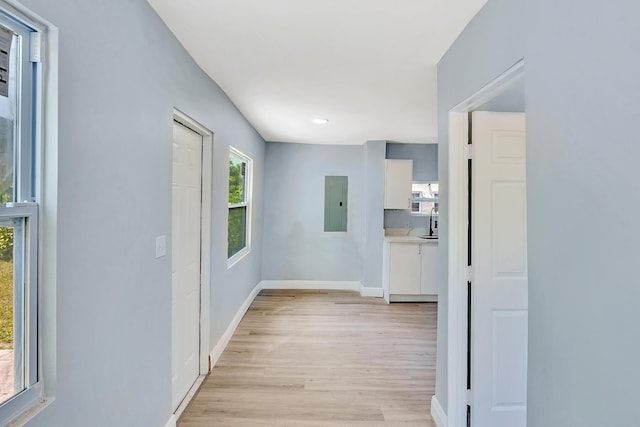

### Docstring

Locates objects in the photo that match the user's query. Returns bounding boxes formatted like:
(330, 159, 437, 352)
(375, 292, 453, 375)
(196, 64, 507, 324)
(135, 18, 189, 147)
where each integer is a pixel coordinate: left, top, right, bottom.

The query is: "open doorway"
(445, 61, 526, 427)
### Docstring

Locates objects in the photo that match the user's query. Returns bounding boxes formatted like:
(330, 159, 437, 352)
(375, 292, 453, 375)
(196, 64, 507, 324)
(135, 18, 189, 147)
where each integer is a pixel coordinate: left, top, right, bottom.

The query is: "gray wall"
(476, 77, 525, 112)
(361, 141, 386, 288)
(525, 1, 640, 425)
(386, 143, 438, 182)
(435, 0, 524, 412)
(384, 143, 438, 229)
(20, 1, 265, 426)
(262, 142, 363, 281)
(438, 0, 640, 424)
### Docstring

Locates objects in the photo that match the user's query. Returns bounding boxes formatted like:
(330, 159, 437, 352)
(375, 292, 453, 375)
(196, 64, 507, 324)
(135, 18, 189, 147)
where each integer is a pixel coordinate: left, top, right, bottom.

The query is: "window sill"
(7, 396, 53, 427)
(1, 383, 49, 427)
(227, 247, 250, 269)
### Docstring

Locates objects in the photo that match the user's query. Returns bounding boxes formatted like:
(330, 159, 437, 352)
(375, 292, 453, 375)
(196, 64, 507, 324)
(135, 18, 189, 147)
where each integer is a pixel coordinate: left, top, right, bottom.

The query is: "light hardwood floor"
(178, 289, 437, 427)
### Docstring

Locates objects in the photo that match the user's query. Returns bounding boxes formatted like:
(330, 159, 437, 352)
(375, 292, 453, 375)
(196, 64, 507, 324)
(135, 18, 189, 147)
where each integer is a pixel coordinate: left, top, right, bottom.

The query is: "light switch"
(155, 235, 167, 258)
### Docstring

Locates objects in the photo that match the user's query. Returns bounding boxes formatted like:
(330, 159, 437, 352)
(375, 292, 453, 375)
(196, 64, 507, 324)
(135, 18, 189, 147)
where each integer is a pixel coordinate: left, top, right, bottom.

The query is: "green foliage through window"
(0, 226, 12, 262)
(0, 225, 13, 349)
(0, 117, 14, 205)
(228, 155, 245, 204)
(228, 149, 250, 259)
(228, 207, 246, 258)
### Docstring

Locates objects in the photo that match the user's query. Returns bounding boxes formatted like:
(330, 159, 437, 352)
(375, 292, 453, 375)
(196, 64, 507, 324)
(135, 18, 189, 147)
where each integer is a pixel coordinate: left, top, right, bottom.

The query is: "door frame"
(172, 108, 213, 398)
(446, 60, 525, 427)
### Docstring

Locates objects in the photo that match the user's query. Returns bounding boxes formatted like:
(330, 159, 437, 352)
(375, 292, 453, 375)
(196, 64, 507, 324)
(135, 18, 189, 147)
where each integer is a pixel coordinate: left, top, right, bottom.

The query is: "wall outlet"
(155, 235, 167, 259)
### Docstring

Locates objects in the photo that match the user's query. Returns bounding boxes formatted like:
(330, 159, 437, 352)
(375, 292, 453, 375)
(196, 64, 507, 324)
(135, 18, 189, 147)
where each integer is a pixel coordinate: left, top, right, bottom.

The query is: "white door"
(172, 121, 202, 411)
(471, 112, 527, 427)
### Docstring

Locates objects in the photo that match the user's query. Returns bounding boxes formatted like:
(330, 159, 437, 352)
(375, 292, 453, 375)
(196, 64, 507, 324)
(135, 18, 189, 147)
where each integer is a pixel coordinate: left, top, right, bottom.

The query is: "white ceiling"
(147, 0, 487, 145)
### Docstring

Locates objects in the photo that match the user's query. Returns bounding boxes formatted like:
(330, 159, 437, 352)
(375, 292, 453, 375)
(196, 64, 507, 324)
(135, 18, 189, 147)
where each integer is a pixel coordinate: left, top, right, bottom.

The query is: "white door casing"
(172, 122, 203, 411)
(471, 112, 527, 427)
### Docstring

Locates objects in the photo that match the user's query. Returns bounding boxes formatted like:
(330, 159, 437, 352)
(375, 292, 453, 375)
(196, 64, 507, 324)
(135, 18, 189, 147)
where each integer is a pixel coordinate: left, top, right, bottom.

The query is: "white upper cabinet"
(384, 159, 413, 209)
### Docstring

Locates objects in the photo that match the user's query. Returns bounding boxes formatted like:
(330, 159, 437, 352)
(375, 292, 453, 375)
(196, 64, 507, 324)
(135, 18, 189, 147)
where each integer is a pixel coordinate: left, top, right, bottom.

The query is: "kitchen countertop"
(383, 228, 438, 243)
(384, 235, 438, 243)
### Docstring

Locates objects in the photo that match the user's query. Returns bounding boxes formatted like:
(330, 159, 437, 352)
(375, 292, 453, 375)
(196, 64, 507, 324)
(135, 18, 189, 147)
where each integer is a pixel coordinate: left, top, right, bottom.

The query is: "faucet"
(429, 206, 439, 237)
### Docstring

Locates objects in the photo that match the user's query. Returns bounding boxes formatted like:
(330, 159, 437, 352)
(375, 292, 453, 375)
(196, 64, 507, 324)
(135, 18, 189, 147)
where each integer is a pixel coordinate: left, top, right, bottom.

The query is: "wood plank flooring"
(178, 290, 437, 427)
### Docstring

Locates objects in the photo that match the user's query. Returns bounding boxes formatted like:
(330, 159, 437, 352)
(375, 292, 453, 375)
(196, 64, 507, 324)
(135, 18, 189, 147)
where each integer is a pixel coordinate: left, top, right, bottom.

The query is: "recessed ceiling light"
(312, 118, 329, 124)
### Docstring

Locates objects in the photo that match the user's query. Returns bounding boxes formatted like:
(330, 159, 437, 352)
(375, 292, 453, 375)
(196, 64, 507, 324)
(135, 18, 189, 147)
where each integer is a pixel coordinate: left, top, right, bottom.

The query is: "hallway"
(178, 290, 437, 426)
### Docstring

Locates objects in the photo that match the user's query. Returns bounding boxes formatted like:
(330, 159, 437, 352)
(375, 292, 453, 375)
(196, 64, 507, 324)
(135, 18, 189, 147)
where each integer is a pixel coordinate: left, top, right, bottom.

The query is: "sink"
(418, 235, 438, 240)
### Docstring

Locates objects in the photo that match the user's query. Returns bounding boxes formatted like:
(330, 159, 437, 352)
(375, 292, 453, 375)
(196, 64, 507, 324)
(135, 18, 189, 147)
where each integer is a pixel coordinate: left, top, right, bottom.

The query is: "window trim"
(0, 1, 58, 425)
(0, 6, 41, 422)
(227, 146, 252, 269)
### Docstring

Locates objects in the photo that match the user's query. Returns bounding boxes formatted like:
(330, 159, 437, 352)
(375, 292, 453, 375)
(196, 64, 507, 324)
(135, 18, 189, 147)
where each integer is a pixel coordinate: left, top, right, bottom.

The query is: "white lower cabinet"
(420, 243, 438, 295)
(383, 240, 438, 303)
(387, 243, 421, 295)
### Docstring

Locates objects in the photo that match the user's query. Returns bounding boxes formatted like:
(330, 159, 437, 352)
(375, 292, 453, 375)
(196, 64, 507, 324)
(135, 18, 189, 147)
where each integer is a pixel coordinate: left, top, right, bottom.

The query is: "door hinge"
(464, 144, 473, 160)
(29, 32, 41, 63)
(465, 389, 473, 406)
(465, 265, 473, 282)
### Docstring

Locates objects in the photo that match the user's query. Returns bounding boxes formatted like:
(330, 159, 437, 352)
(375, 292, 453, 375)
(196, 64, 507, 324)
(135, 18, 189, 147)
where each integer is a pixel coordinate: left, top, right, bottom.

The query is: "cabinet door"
(384, 159, 413, 209)
(389, 243, 421, 295)
(420, 243, 439, 295)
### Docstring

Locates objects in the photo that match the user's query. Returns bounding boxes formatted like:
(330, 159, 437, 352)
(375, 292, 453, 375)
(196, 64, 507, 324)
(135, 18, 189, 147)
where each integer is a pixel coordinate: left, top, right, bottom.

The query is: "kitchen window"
(227, 147, 252, 266)
(411, 182, 439, 216)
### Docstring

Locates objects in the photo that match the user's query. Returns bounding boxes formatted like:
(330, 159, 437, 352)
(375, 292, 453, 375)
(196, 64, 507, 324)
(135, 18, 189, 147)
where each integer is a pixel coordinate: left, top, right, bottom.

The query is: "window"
(411, 192, 421, 213)
(228, 147, 252, 265)
(411, 182, 439, 216)
(0, 3, 48, 423)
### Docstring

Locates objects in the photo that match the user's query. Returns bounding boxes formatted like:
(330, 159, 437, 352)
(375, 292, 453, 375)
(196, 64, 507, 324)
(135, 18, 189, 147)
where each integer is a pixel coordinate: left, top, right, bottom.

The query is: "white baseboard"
(260, 280, 383, 298)
(163, 414, 176, 427)
(172, 375, 206, 422)
(359, 285, 384, 297)
(260, 280, 361, 291)
(209, 282, 263, 367)
(390, 294, 438, 302)
(431, 395, 448, 427)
